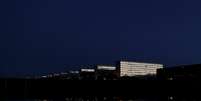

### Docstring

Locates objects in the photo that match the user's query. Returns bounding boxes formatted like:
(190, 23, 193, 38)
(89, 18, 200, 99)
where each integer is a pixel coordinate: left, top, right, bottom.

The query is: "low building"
(80, 69, 95, 80)
(66, 70, 80, 80)
(117, 61, 163, 77)
(96, 65, 118, 80)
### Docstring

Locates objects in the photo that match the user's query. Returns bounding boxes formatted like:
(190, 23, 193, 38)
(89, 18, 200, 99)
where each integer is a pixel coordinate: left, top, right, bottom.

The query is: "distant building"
(66, 70, 80, 80)
(80, 69, 95, 80)
(80, 69, 95, 72)
(69, 70, 80, 74)
(117, 61, 163, 77)
(96, 65, 117, 80)
(97, 65, 116, 70)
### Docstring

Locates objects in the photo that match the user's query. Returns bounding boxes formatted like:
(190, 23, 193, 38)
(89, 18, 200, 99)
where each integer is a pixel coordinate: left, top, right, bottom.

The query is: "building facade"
(96, 65, 117, 80)
(118, 61, 163, 77)
(80, 69, 95, 80)
(97, 65, 116, 71)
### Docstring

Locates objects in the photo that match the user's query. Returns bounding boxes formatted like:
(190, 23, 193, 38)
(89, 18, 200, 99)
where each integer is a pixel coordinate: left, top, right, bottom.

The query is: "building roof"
(119, 60, 163, 66)
(96, 64, 115, 67)
(97, 65, 116, 70)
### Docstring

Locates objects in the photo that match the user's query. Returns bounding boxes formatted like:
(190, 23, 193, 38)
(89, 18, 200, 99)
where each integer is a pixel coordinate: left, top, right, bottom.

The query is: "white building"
(97, 65, 116, 70)
(80, 69, 95, 72)
(96, 65, 117, 80)
(118, 61, 163, 77)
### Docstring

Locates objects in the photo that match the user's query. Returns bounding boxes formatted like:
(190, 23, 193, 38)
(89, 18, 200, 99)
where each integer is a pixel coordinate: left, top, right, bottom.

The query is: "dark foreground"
(0, 79, 200, 100)
(2, 96, 201, 101)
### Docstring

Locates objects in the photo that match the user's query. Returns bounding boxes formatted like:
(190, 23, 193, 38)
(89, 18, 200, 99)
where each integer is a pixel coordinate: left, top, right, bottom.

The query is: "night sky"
(1, 0, 201, 77)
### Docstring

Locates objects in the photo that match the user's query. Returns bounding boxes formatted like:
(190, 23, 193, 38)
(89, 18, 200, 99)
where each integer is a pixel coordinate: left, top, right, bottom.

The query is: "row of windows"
(119, 62, 163, 76)
(121, 65, 162, 67)
(121, 62, 162, 66)
(120, 68, 162, 71)
(120, 71, 156, 73)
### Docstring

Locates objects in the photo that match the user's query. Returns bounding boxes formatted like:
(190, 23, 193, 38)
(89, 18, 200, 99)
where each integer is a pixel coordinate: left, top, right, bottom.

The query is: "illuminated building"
(80, 69, 95, 80)
(96, 65, 117, 80)
(80, 69, 95, 72)
(97, 65, 116, 70)
(117, 61, 163, 77)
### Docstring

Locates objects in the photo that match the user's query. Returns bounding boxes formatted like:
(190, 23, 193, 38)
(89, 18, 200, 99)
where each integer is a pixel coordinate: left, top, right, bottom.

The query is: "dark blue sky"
(1, 0, 201, 77)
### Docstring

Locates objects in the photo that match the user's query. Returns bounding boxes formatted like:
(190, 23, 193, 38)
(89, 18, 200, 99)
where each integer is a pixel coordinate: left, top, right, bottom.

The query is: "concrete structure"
(117, 61, 163, 77)
(80, 69, 95, 80)
(97, 65, 116, 70)
(96, 65, 117, 80)
(80, 69, 95, 72)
